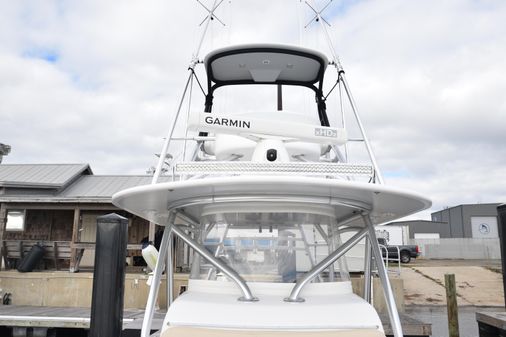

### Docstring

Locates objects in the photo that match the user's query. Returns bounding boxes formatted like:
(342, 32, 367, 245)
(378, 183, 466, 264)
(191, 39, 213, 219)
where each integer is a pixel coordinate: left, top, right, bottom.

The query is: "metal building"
(387, 203, 500, 240)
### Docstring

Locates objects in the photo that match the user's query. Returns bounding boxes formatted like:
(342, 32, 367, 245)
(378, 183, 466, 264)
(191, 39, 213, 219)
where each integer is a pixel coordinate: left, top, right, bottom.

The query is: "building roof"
(431, 203, 501, 212)
(0, 164, 92, 189)
(58, 175, 172, 200)
(0, 163, 172, 203)
(385, 220, 448, 226)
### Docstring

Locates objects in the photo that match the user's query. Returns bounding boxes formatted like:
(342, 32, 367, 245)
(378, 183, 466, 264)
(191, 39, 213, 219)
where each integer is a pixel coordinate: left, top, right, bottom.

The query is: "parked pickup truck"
(377, 238, 420, 263)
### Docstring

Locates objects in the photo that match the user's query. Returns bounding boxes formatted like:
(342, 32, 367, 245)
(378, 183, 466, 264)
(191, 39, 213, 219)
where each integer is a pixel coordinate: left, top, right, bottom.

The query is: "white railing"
(379, 244, 401, 276)
(174, 161, 374, 179)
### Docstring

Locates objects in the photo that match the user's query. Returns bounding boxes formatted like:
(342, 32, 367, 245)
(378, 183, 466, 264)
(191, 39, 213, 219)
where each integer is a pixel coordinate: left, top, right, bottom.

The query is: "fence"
(409, 238, 500, 259)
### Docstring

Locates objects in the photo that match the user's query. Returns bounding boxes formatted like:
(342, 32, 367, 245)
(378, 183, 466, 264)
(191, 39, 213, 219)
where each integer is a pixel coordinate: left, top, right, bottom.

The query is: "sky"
(1, 0, 505, 219)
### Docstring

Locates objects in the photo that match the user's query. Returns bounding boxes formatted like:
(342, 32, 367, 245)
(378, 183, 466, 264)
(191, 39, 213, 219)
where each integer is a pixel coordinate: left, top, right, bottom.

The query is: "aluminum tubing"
(170, 224, 258, 302)
(363, 235, 372, 303)
(141, 215, 173, 337)
(285, 227, 368, 302)
(167, 231, 174, 307)
(363, 215, 403, 337)
(340, 73, 384, 184)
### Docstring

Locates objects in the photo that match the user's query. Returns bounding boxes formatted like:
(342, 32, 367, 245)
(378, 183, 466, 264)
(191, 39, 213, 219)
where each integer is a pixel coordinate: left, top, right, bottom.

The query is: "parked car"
(377, 238, 420, 263)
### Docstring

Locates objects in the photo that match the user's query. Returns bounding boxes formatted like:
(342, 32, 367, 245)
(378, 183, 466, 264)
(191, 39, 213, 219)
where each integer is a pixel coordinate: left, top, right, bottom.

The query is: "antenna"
(189, 0, 226, 68)
(303, 0, 333, 28)
(196, 0, 227, 26)
(303, 0, 341, 68)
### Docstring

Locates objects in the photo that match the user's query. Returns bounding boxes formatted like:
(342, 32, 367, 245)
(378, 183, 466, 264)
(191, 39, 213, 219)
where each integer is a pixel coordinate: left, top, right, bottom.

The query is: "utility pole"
(0, 144, 11, 164)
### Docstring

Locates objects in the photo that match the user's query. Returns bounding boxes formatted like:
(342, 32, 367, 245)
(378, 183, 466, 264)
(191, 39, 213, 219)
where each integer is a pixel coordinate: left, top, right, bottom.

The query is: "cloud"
(0, 0, 505, 217)
(315, 0, 506, 216)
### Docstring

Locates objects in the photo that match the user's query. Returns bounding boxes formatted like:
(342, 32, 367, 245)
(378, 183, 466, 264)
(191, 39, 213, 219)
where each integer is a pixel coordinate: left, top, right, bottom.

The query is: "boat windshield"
(190, 211, 350, 283)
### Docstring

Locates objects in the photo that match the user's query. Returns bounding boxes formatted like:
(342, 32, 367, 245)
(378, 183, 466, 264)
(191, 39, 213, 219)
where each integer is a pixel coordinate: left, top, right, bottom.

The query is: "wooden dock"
(380, 314, 432, 336)
(476, 311, 506, 336)
(0, 305, 431, 336)
(0, 305, 164, 333)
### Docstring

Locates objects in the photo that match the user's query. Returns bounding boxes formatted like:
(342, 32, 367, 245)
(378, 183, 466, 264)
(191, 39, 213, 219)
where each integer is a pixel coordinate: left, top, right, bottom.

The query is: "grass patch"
(412, 268, 444, 287)
(483, 266, 502, 274)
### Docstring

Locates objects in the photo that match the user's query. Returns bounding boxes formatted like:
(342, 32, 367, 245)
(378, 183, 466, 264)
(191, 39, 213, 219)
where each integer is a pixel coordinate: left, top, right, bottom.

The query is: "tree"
(0, 143, 11, 164)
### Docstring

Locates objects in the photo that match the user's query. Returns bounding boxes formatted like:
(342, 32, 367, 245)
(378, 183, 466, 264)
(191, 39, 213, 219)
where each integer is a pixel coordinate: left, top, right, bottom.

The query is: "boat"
(112, 2, 431, 337)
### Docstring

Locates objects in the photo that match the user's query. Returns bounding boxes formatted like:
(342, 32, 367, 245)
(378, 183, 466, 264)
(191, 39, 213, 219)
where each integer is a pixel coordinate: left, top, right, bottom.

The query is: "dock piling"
(445, 273, 459, 337)
(89, 213, 128, 337)
(497, 204, 506, 310)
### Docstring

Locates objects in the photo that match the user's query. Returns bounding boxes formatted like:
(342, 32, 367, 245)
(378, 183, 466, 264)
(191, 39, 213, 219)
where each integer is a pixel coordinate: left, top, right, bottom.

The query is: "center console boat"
(112, 4, 431, 337)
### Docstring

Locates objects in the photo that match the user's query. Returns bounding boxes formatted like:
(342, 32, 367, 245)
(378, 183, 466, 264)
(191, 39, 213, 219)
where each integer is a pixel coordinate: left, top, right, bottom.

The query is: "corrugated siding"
(0, 164, 90, 187)
(59, 176, 172, 198)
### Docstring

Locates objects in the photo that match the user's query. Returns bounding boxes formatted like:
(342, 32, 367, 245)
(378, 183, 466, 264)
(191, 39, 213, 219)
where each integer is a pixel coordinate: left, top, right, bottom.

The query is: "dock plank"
(123, 311, 165, 331)
(0, 305, 162, 330)
(0, 305, 430, 336)
(476, 311, 506, 330)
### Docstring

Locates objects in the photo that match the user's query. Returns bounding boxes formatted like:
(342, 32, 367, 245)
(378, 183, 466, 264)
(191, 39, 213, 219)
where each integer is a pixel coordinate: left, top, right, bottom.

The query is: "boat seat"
(162, 327, 385, 337)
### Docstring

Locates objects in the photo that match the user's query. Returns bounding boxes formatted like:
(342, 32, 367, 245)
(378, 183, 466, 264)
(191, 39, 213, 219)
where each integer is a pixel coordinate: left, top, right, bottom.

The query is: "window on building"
(5, 210, 26, 231)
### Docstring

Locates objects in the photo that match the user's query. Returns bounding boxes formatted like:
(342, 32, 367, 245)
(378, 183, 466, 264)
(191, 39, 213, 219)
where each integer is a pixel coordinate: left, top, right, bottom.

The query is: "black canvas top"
(204, 44, 328, 87)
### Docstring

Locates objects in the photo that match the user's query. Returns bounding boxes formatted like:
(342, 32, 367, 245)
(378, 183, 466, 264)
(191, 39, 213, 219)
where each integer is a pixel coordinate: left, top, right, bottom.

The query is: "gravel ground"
(399, 259, 504, 336)
(401, 261, 503, 306)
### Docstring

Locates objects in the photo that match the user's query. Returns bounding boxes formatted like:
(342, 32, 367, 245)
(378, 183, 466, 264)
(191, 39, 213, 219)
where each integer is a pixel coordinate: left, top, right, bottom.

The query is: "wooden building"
(0, 164, 171, 272)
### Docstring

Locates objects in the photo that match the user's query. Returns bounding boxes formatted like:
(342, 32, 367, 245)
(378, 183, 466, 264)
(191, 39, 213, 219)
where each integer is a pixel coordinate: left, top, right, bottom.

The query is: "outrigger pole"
(143, 2, 225, 336)
(304, 3, 400, 336)
(152, 0, 223, 184)
(304, 0, 385, 184)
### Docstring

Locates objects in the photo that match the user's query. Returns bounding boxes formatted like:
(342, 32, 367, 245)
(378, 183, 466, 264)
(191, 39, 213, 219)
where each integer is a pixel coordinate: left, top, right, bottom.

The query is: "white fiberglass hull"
(160, 280, 385, 336)
(160, 328, 385, 337)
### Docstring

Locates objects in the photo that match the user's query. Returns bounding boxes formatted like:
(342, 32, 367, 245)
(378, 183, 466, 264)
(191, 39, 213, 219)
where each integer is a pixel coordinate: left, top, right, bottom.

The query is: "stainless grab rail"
(363, 215, 403, 337)
(170, 224, 258, 302)
(284, 227, 368, 302)
(141, 214, 174, 337)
